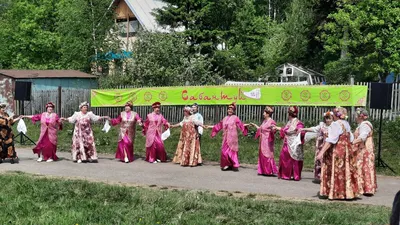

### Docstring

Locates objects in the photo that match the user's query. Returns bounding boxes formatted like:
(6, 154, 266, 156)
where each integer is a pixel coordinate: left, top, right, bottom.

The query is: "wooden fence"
(15, 82, 400, 124)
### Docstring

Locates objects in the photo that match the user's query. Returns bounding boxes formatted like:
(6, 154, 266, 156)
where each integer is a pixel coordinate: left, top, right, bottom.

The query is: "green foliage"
(322, 0, 400, 82)
(0, 0, 118, 71)
(99, 31, 215, 88)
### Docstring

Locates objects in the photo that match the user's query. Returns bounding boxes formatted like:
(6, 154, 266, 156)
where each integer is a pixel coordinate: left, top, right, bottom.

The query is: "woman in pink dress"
(317, 107, 358, 200)
(110, 101, 142, 163)
(273, 106, 305, 181)
(352, 108, 377, 196)
(23, 102, 62, 162)
(300, 111, 333, 183)
(62, 101, 108, 163)
(250, 106, 277, 176)
(205, 103, 248, 172)
(143, 102, 170, 163)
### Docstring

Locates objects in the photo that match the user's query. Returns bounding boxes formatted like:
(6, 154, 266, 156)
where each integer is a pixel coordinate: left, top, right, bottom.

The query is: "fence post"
(58, 86, 62, 116)
(350, 75, 354, 123)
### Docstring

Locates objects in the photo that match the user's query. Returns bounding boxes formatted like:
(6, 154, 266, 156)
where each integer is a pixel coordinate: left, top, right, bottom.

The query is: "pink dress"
(111, 111, 142, 162)
(278, 118, 305, 181)
(143, 112, 169, 163)
(67, 111, 100, 161)
(31, 113, 62, 161)
(211, 115, 248, 169)
(255, 118, 277, 175)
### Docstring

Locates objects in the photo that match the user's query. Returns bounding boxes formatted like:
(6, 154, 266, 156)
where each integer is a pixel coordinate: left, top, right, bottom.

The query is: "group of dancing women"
(0, 100, 377, 200)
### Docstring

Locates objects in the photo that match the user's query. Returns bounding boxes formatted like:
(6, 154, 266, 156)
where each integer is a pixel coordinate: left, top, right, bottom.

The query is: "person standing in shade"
(23, 102, 62, 162)
(353, 108, 377, 196)
(143, 102, 170, 163)
(191, 103, 204, 145)
(273, 106, 305, 181)
(110, 101, 142, 163)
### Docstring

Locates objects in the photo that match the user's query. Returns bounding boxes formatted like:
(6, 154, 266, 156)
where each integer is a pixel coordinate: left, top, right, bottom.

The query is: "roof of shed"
(0, 70, 97, 79)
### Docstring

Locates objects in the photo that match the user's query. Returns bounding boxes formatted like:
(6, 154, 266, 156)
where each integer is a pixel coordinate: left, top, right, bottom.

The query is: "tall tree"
(56, 0, 118, 72)
(322, 0, 400, 82)
(0, 0, 61, 69)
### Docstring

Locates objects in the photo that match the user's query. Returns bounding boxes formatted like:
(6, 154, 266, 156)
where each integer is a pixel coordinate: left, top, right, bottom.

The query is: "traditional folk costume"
(192, 103, 204, 145)
(173, 107, 202, 167)
(353, 108, 377, 195)
(31, 102, 62, 162)
(143, 102, 169, 163)
(211, 103, 248, 171)
(67, 102, 101, 163)
(0, 103, 17, 163)
(111, 102, 142, 163)
(255, 106, 277, 175)
(307, 112, 332, 181)
(320, 108, 358, 200)
(278, 106, 305, 181)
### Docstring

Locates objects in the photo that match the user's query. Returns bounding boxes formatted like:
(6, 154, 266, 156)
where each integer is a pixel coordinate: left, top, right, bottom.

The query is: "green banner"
(90, 85, 367, 107)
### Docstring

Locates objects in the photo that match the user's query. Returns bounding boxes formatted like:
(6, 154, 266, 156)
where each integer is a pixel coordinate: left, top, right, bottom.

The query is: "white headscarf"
(79, 101, 89, 109)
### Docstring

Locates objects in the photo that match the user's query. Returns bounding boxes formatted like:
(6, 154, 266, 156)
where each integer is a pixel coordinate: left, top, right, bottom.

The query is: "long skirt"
(258, 151, 278, 175)
(356, 145, 377, 195)
(278, 144, 303, 181)
(145, 135, 167, 163)
(33, 131, 58, 161)
(220, 141, 240, 168)
(314, 146, 322, 180)
(320, 138, 358, 199)
(115, 135, 134, 162)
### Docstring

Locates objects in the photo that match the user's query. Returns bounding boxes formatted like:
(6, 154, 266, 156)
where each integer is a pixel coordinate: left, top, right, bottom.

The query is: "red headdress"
(152, 102, 161, 108)
(228, 102, 236, 111)
(264, 106, 274, 114)
(288, 106, 299, 117)
(46, 102, 55, 109)
(125, 101, 133, 109)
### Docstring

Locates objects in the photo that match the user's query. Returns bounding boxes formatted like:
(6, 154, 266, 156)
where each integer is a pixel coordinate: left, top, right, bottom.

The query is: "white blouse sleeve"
(310, 122, 323, 133)
(358, 123, 372, 141)
(325, 122, 343, 144)
(67, 112, 78, 124)
(343, 121, 354, 142)
(88, 112, 101, 122)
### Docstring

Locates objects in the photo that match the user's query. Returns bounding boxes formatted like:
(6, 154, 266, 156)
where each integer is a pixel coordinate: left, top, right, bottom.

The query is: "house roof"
(113, 0, 168, 32)
(0, 70, 97, 79)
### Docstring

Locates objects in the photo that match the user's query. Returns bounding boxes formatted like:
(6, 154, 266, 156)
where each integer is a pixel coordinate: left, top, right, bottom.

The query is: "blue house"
(0, 70, 98, 91)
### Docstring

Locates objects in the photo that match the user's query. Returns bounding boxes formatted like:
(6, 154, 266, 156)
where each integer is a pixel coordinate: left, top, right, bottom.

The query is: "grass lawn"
(14, 120, 400, 176)
(0, 172, 391, 225)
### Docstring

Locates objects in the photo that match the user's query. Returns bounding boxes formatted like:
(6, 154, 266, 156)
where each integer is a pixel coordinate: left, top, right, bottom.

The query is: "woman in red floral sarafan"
(352, 108, 377, 196)
(317, 107, 359, 200)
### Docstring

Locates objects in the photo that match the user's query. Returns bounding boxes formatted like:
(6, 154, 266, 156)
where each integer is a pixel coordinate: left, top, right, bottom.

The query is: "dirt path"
(1, 148, 398, 207)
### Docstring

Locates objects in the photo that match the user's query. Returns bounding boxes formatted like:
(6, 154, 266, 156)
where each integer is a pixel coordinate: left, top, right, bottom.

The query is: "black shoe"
(10, 158, 14, 164)
(232, 167, 239, 172)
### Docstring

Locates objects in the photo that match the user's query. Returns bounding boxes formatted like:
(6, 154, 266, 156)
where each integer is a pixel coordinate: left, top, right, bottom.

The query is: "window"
(117, 19, 140, 37)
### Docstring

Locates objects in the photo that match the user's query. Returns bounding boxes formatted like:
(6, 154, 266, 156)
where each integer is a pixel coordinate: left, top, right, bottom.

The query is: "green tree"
(99, 32, 215, 88)
(322, 0, 400, 82)
(0, 0, 61, 69)
(56, 0, 119, 72)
